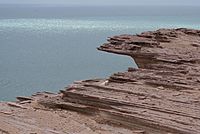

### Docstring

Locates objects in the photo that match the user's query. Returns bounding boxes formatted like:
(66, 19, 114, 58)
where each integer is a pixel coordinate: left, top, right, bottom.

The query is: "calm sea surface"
(0, 6, 200, 101)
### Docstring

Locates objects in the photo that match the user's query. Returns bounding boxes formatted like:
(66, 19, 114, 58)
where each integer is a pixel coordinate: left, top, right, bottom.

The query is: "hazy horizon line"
(0, 4, 200, 7)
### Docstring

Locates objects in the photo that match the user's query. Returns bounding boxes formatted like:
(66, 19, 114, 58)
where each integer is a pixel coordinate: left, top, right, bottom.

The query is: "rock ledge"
(1, 28, 200, 134)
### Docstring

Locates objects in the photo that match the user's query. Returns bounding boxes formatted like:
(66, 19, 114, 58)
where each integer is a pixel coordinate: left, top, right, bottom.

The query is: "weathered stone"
(61, 28, 200, 134)
(1, 28, 200, 134)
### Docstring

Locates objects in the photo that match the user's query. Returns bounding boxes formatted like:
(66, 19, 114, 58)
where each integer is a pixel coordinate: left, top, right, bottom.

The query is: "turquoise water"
(0, 6, 200, 101)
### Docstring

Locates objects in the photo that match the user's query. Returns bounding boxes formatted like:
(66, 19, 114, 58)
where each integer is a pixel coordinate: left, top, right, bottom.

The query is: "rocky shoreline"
(1, 28, 200, 134)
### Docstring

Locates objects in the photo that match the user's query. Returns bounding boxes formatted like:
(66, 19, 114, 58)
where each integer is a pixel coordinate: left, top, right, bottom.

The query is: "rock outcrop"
(1, 28, 200, 134)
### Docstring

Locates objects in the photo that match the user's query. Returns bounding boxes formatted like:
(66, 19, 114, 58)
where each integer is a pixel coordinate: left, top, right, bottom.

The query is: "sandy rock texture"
(1, 28, 200, 134)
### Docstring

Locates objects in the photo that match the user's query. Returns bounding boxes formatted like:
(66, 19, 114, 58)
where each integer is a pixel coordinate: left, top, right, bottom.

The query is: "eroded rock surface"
(1, 28, 200, 134)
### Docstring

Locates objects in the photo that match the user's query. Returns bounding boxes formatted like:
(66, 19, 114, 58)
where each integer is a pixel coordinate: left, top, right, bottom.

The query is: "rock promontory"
(1, 28, 200, 134)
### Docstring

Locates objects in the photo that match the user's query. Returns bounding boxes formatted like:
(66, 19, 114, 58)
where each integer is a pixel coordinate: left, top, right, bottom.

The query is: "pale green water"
(0, 6, 200, 101)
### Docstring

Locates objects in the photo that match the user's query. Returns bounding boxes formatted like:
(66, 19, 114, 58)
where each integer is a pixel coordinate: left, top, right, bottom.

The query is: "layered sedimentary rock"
(1, 28, 200, 134)
(60, 28, 200, 134)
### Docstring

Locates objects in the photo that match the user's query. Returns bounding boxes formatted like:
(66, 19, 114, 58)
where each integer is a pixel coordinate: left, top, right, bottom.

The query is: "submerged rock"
(1, 28, 200, 134)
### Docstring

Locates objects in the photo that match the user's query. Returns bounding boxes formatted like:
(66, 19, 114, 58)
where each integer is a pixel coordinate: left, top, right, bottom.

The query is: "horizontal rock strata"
(1, 28, 200, 134)
(61, 28, 200, 134)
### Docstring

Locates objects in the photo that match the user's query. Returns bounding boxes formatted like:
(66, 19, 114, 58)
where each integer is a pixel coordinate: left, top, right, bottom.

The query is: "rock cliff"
(1, 28, 200, 134)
